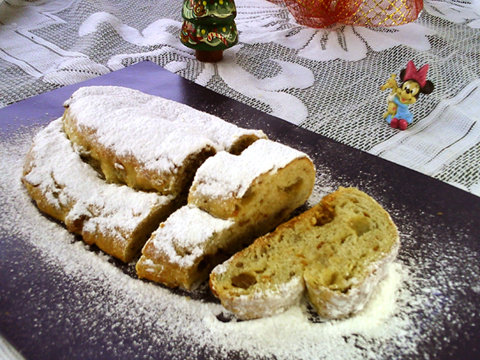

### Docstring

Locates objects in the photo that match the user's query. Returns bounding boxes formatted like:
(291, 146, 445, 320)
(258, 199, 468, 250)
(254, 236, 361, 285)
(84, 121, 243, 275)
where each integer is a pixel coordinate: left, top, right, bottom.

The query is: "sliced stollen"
(62, 86, 266, 195)
(22, 119, 177, 263)
(188, 138, 315, 221)
(209, 187, 399, 320)
(136, 205, 238, 289)
(136, 139, 316, 289)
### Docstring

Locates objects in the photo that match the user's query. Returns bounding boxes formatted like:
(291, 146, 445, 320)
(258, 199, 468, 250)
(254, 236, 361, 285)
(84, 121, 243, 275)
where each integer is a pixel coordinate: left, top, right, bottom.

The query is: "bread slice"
(209, 187, 399, 320)
(62, 86, 266, 195)
(136, 140, 316, 289)
(22, 119, 177, 263)
(188, 139, 315, 220)
(136, 205, 238, 289)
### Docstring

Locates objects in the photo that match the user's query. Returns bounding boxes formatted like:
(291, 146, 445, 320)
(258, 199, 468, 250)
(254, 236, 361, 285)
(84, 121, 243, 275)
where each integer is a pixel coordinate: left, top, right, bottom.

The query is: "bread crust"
(136, 205, 237, 289)
(188, 139, 316, 220)
(209, 187, 399, 320)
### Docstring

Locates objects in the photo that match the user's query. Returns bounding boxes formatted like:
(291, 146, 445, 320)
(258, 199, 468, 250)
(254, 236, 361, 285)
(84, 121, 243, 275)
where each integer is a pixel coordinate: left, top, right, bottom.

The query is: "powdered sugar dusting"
(191, 139, 311, 199)
(64, 86, 266, 173)
(1, 126, 479, 359)
(204, 262, 406, 359)
(225, 276, 305, 320)
(22, 119, 174, 251)
(149, 205, 234, 267)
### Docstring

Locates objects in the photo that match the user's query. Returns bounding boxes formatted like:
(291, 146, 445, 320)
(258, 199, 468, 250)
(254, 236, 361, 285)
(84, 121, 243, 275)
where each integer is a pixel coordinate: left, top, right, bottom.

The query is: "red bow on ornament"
(403, 61, 429, 88)
(270, 0, 424, 28)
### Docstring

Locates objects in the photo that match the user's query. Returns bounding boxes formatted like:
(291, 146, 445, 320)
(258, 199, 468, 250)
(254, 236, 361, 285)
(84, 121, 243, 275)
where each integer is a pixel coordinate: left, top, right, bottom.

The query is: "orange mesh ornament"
(271, 0, 423, 27)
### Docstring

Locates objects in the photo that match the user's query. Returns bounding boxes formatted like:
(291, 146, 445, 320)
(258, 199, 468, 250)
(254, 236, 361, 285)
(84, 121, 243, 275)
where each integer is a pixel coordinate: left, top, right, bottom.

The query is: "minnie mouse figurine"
(381, 61, 434, 130)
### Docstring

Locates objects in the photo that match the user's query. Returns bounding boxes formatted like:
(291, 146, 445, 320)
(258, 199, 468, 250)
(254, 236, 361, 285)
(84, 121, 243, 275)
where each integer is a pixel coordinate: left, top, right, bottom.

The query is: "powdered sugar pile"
(1, 125, 478, 359)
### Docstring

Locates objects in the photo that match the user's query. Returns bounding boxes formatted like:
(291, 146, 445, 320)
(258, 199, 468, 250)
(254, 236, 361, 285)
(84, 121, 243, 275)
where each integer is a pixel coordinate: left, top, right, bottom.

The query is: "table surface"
(0, 0, 479, 359)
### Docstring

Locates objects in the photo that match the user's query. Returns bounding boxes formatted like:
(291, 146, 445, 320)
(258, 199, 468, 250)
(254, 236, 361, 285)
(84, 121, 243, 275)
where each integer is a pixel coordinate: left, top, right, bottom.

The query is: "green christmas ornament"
(180, 0, 239, 62)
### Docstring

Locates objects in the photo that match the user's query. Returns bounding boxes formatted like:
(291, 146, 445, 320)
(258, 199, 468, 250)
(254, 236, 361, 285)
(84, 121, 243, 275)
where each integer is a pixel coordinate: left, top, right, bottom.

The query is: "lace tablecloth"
(1, 0, 479, 196)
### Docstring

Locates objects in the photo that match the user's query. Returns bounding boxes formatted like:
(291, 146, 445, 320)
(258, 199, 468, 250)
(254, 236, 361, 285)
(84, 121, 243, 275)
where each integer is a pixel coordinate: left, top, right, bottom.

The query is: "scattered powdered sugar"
(1, 125, 478, 359)
(191, 139, 310, 199)
(205, 262, 407, 359)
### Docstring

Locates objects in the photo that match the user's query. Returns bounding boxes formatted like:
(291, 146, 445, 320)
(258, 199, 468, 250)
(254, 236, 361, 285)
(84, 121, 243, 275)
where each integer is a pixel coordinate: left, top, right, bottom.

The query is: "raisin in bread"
(62, 86, 266, 195)
(136, 139, 316, 289)
(22, 119, 177, 263)
(209, 187, 399, 320)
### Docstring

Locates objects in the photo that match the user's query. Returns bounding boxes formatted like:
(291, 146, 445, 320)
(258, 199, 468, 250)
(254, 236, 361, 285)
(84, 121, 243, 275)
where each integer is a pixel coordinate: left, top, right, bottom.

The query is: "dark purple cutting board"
(0, 61, 479, 359)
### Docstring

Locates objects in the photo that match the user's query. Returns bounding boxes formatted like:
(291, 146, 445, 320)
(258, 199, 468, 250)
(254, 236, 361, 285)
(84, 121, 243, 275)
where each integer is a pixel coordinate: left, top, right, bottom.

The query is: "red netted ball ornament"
(270, 0, 424, 28)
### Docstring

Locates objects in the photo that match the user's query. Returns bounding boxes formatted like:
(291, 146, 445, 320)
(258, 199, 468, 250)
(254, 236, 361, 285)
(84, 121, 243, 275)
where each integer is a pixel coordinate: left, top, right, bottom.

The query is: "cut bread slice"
(136, 140, 316, 289)
(22, 119, 177, 263)
(62, 86, 266, 195)
(209, 187, 399, 320)
(188, 139, 315, 221)
(136, 205, 238, 289)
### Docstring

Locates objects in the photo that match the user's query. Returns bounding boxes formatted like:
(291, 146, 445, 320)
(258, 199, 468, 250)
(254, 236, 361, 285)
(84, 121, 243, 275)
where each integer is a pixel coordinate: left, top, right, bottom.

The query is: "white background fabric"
(0, 0, 479, 196)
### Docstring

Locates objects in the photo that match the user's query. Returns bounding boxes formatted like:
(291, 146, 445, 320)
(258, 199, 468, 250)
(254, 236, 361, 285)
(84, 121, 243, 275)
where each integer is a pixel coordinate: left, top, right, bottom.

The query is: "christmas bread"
(136, 139, 316, 289)
(62, 86, 266, 195)
(22, 119, 177, 263)
(209, 187, 399, 320)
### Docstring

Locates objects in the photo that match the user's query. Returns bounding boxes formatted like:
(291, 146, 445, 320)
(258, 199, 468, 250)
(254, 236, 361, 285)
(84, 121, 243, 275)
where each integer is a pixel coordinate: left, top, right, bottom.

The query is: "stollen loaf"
(23, 86, 268, 262)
